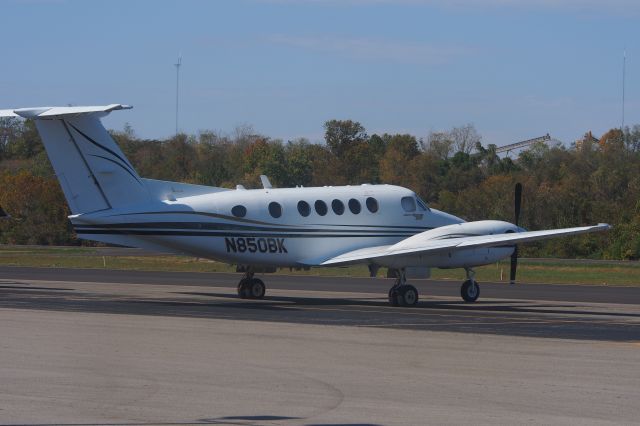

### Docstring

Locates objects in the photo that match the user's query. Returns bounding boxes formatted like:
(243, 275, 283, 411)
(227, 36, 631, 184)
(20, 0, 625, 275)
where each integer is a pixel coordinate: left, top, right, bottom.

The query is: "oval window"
(315, 200, 328, 216)
(348, 198, 361, 214)
(268, 201, 282, 218)
(297, 200, 311, 217)
(401, 196, 416, 212)
(231, 205, 247, 218)
(366, 197, 379, 213)
(332, 199, 345, 215)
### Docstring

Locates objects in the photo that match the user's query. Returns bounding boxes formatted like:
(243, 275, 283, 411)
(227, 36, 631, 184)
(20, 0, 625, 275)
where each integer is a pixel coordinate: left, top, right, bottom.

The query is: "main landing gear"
(460, 268, 480, 303)
(237, 269, 266, 299)
(387, 267, 481, 306)
(388, 269, 419, 307)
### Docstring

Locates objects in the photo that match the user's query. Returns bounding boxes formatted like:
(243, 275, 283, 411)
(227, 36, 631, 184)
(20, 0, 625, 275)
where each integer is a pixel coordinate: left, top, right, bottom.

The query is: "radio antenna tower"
(622, 49, 626, 129)
(174, 53, 182, 136)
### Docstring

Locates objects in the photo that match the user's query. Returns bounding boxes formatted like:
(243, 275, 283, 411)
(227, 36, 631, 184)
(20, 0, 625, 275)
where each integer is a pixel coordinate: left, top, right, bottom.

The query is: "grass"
(1, 245, 639, 286)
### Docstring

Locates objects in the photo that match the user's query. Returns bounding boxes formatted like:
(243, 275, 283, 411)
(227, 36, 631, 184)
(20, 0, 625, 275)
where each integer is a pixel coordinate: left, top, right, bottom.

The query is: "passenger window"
(332, 199, 345, 215)
(297, 200, 311, 217)
(366, 197, 379, 213)
(401, 196, 416, 212)
(315, 200, 328, 216)
(268, 201, 282, 218)
(231, 205, 247, 218)
(348, 198, 361, 214)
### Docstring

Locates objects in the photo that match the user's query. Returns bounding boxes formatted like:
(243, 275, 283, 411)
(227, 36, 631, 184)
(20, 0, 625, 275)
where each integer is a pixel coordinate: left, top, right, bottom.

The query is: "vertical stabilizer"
(2, 105, 149, 214)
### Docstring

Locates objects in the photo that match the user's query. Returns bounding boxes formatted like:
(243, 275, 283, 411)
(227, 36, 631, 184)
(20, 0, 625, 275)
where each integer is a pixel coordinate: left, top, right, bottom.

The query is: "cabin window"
(231, 205, 247, 218)
(401, 196, 416, 212)
(332, 199, 345, 215)
(315, 200, 328, 216)
(268, 201, 282, 218)
(297, 200, 311, 217)
(366, 197, 379, 213)
(348, 198, 361, 214)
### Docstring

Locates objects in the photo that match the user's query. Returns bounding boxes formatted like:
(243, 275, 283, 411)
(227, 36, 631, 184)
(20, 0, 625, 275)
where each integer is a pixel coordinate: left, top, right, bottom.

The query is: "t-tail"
(0, 104, 148, 214)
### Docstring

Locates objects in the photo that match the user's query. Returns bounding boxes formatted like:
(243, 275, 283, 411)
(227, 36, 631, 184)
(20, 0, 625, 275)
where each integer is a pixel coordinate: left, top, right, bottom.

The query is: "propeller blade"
(511, 183, 522, 285)
(514, 182, 522, 226)
(510, 245, 518, 284)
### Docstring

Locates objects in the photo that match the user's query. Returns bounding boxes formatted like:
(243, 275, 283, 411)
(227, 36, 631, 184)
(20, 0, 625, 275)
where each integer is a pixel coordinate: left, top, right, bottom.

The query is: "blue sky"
(2, 0, 638, 146)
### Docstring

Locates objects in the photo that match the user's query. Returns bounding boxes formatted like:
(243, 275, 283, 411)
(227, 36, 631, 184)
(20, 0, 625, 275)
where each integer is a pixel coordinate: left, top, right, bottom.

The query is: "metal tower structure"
(495, 134, 554, 156)
(174, 53, 182, 136)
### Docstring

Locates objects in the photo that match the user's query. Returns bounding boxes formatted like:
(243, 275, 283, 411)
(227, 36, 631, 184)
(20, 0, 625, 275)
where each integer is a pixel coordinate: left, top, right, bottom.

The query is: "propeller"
(510, 183, 522, 285)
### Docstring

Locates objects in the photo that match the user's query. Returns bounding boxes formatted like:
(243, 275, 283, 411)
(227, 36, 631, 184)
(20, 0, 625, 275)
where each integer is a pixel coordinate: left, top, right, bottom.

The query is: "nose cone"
(431, 208, 465, 225)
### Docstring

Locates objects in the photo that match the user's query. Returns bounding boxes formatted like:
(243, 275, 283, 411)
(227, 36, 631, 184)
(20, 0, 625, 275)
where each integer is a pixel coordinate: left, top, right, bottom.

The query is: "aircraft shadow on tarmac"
(178, 290, 640, 320)
(2, 415, 381, 426)
(1, 285, 639, 342)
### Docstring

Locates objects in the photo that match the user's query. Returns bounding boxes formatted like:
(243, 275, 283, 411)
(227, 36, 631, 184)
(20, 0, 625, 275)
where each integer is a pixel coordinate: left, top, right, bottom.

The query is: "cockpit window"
(401, 196, 416, 212)
(416, 197, 430, 212)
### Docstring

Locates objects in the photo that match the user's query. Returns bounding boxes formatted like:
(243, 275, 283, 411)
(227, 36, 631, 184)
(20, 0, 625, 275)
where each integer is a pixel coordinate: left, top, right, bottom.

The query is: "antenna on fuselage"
(260, 175, 273, 189)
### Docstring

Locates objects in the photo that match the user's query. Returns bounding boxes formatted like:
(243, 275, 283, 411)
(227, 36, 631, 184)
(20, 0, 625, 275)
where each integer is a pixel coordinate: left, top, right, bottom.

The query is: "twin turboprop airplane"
(0, 104, 610, 306)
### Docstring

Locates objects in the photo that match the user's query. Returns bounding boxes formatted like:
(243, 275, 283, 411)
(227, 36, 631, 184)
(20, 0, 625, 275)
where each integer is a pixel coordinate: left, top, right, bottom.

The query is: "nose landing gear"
(461, 268, 480, 302)
(388, 269, 419, 307)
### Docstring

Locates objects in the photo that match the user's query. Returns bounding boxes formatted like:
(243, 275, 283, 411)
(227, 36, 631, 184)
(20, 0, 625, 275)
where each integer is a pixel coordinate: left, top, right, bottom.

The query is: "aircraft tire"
(388, 290, 399, 306)
(248, 278, 266, 299)
(398, 285, 419, 306)
(237, 279, 250, 298)
(461, 280, 480, 303)
(389, 285, 418, 307)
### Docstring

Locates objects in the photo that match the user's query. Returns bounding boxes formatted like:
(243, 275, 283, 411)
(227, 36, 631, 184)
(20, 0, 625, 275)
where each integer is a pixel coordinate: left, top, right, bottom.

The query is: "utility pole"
(174, 53, 182, 136)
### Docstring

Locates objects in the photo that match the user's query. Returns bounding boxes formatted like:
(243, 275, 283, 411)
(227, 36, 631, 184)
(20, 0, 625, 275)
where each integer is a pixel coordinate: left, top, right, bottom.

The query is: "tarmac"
(1, 266, 639, 425)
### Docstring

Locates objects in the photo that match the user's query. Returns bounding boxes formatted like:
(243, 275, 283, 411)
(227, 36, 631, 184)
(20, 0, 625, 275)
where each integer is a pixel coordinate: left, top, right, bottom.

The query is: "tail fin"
(1, 105, 149, 214)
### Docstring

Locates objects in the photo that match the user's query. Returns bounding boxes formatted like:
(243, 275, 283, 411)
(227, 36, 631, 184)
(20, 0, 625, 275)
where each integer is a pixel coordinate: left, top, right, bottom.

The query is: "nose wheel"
(237, 270, 266, 299)
(460, 268, 480, 302)
(388, 269, 419, 307)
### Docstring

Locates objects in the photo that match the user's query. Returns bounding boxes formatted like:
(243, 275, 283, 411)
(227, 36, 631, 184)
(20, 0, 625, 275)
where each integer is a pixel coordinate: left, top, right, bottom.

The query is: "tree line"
(1, 117, 639, 260)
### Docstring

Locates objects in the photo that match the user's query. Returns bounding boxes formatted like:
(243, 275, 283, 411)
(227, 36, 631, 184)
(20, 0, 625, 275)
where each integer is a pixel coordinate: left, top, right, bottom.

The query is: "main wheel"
(460, 279, 480, 302)
(397, 285, 419, 306)
(237, 278, 250, 298)
(389, 285, 419, 307)
(388, 288, 399, 306)
(248, 278, 266, 299)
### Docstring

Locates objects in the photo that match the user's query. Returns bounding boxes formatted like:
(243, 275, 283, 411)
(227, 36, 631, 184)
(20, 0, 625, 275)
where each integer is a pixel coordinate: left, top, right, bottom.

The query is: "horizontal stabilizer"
(0, 104, 131, 119)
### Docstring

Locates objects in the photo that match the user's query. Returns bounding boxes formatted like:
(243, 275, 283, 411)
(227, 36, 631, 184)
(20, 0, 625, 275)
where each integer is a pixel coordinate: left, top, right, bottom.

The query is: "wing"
(319, 223, 610, 266)
(0, 109, 19, 117)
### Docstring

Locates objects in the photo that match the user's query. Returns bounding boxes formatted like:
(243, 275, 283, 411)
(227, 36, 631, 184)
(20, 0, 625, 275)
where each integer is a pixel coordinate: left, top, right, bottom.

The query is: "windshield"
(416, 196, 430, 211)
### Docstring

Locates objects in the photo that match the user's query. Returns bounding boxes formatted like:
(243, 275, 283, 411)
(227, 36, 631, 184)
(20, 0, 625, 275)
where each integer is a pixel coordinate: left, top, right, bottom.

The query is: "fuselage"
(71, 184, 467, 267)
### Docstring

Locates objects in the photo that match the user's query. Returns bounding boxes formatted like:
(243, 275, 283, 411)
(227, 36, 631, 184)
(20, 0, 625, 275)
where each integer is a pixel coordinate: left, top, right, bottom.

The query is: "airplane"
(0, 104, 610, 306)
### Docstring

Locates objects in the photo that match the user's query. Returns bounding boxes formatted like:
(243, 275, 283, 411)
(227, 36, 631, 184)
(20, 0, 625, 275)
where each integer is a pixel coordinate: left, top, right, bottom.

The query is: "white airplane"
(0, 104, 610, 306)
